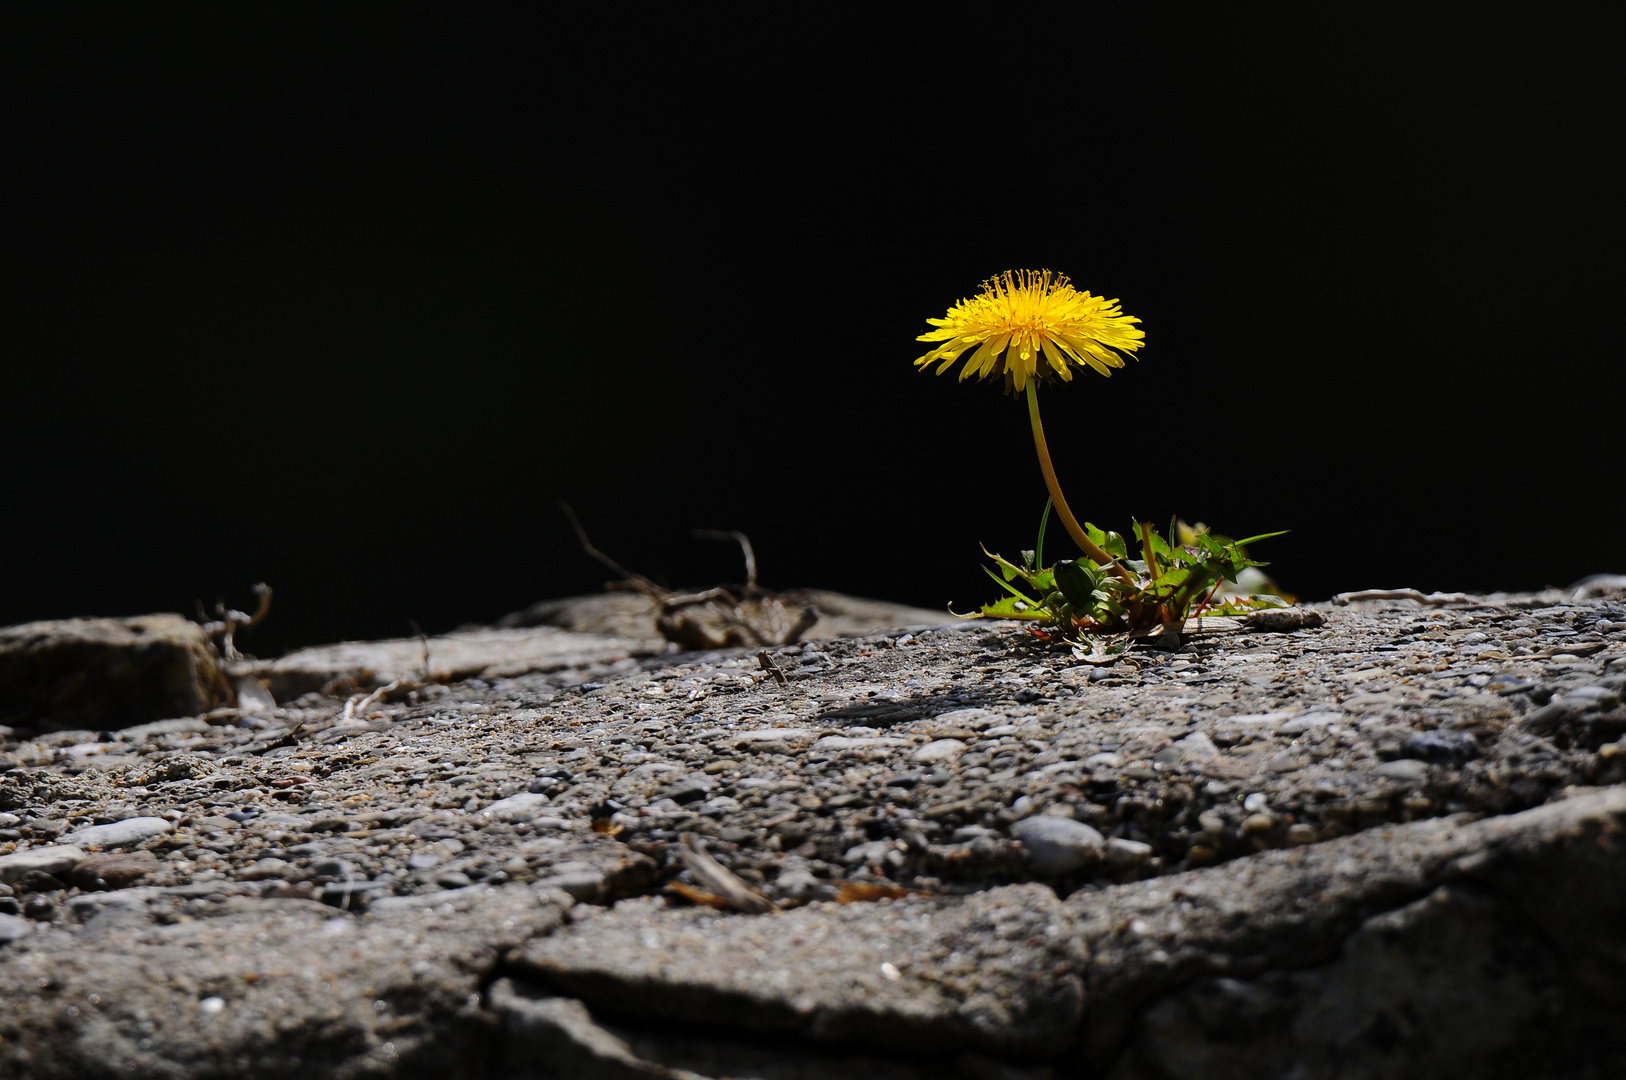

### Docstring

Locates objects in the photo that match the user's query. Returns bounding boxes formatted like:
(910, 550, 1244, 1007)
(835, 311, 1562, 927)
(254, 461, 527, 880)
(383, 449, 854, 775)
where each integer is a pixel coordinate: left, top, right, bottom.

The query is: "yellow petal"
(1040, 336, 1071, 377)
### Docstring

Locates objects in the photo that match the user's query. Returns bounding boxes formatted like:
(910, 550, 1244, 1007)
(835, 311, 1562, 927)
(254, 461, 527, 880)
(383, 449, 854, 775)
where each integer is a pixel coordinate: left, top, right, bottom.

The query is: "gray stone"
(1173, 731, 1218, 760)
(1402, 729, 1479, 763)
(0, 912, 33, 943)
(1560, 685, 1621, 710)
(310, 856, 356, 881)
(930, 708, 1000, 729)
(843, 840, 896, 865)
(812, 735, 910, 752)
(1241, 608, 1326, 632)
(481, 793, 554, 822)
(1277, 711, 1339, 735)
(0, 613, 223, 728)
(63, 816, 172, 849)
(911, 738, 967, 764)
(0, 845, 86, 884)
(774, 867, 820, 901)
(534, 870, 605, 903)
(318, 878, 394, 910)
(731, 728, 818, 748)
(1011, 815, 1105, 876)
(1372, 759, 1429, 783)
(238, 857, 298, 881)
(660, 774, 715, 805)
(1103, 837, 1155, 869)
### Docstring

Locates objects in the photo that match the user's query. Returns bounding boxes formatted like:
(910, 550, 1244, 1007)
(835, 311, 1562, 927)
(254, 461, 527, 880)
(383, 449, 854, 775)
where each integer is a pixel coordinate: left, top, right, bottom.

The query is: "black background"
(5, 8, 1621, 658)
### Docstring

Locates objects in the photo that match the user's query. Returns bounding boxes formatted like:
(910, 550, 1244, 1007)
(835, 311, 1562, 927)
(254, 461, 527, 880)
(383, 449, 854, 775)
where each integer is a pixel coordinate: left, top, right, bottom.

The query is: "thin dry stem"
(694, 529, 758, 591)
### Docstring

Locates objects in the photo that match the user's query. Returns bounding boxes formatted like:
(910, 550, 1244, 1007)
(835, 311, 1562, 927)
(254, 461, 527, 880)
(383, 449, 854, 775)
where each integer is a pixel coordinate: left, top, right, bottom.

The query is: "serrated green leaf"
(1084, 522, 1128, 561)
(983, 545, 1055, 593)
(978, 594, 1049, 620)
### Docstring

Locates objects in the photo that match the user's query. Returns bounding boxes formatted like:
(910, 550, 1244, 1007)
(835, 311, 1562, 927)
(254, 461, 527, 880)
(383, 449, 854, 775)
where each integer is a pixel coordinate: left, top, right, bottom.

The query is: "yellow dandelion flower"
(914, 270, 1146, 582)
(915, 270, 1144, 392)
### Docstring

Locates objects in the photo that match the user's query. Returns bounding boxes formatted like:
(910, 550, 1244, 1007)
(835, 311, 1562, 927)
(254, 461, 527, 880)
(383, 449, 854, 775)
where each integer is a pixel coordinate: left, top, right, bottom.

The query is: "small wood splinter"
(675, 834, 775, 914)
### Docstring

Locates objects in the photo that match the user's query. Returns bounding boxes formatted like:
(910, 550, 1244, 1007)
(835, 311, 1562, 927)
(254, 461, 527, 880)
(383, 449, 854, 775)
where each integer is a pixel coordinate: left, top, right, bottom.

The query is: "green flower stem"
(1025, 382, 1135, 586)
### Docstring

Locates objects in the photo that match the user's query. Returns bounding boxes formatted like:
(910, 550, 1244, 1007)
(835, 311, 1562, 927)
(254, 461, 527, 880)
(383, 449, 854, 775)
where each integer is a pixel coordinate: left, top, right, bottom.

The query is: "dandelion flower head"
(915, 270, 1145, 391)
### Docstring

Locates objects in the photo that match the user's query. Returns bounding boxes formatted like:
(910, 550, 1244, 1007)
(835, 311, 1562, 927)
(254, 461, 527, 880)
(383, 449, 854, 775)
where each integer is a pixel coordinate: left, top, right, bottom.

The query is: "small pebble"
(1011, 816, 1104, 876)
(1373, 759, 1429, 783)
(64, 817, 172, 849)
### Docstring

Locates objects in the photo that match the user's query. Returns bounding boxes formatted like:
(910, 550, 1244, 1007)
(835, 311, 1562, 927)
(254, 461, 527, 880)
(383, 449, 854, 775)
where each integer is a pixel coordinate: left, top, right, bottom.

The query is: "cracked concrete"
(1, 590, 1624, 1077)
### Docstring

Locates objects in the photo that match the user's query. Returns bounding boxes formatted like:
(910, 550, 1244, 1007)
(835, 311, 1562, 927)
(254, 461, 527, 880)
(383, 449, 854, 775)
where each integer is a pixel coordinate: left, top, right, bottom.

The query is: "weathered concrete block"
(0, 614, 222, 728)
(513, 883, 1085, 1060)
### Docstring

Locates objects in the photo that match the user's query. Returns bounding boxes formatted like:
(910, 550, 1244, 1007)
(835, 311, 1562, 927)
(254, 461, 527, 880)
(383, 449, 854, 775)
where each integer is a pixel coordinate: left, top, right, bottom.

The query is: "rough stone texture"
(0, 882, 562, 1079)
(489, 977, 708, 1080)
(516, 882, 1083, 1059)
(497, 590, 962, 643)
(246, 624, 665, 702)
(1071, 786, 1626, 1074)
(1109, 885, 1563, 1080)
(0, 614, 224, 729)
(0, 591, 1623, 1077)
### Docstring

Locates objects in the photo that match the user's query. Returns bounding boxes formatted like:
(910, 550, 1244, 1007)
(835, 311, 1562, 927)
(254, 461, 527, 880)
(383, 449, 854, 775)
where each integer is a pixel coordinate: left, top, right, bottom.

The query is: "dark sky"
(5, 9, 1621, 657)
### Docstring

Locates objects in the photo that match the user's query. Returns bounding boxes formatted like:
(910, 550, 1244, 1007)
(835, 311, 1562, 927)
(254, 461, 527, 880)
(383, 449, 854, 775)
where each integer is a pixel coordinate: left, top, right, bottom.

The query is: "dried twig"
(559, 501, 654, 589)
(694, 529, 758, 591)
(678, 835, 775, 913)
(251, 722, 304, 755)
(756, 649, 788, 686)
(1332, 589, 1476, 607)
(662, 587, 736, 608)
(197, 583, 273, 660)
(561, 505, 815, 650)
(343, 681, 400, 720)
(408, 619, 432, 682)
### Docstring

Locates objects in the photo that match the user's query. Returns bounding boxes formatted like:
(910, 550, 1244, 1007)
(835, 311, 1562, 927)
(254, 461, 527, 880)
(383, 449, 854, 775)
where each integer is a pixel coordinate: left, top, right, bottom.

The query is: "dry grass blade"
(678, 835, 775, 914)
(835, 882, 918, 904)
